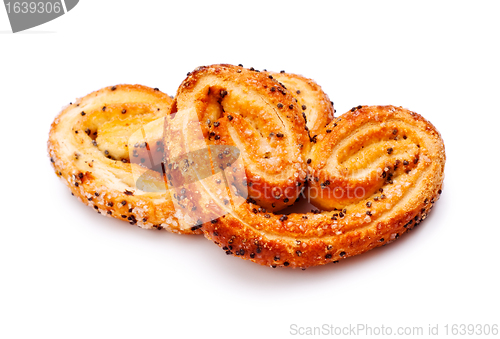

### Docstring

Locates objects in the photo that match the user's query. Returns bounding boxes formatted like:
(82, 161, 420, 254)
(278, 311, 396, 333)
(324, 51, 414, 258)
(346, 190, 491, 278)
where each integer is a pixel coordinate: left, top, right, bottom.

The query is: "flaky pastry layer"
(200, 105, 445, 268)
(171, 64, 311, 212)
(48, 84, 197, 234)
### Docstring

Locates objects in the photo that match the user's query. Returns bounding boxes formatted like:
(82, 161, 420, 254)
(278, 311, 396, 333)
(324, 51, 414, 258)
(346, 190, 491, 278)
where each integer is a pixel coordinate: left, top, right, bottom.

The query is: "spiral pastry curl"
(198, 104, 445, 268)
(170, 64, 312, 212)
(48, 84, 198, 234)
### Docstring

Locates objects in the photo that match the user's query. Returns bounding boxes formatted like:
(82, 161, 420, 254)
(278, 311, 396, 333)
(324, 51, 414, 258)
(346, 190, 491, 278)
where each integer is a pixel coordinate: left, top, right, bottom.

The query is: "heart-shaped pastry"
(48, 64, 445, 269)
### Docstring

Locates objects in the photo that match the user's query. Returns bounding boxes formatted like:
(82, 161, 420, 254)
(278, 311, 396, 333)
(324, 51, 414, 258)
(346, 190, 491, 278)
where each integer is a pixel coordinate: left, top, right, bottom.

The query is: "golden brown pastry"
(47, 84, 199, 234)
(200, 105, 445, 268)
(170, 64, 310, 212)
(48, 64, 446, 269)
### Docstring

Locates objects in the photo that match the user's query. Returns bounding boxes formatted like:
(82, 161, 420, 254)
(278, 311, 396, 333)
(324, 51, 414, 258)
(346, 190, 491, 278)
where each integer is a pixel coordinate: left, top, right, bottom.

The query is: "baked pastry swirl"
(201, 105, 445, 268)
(47, 84, 198, 234)
(171, 64, 312, 212)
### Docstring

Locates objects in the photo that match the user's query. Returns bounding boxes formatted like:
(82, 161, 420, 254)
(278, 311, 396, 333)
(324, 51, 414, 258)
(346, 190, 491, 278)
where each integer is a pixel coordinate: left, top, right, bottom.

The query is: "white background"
(1, 1, 499, 338)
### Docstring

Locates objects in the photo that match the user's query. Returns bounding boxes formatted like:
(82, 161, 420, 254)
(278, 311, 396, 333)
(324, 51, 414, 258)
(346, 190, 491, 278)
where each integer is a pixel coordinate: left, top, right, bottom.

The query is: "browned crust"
(200, 105, 446, 268)
(170, 64, 310, 212)
(48, 84, 200, 234)
(268, 71, 335, 137)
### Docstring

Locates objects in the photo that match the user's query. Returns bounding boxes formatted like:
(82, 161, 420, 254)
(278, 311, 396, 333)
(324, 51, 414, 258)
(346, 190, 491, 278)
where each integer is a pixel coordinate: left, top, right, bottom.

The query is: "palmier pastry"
(171, 97, 445, 267)
(48, 64, 446, 270)
(48, 84, 199, 234)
